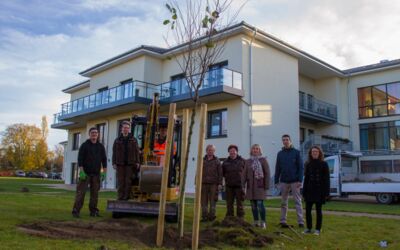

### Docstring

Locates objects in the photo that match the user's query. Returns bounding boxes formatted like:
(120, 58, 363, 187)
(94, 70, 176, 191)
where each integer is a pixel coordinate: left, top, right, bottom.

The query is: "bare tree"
(162, 0, 246, 237)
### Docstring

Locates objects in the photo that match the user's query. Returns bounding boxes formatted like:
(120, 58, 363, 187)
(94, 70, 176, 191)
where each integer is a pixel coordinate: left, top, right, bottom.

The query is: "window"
(300, 128, 305, 144)
(170, 73, 186, 96)
(96, 123, 106, 145)
(326, 158, 335, 174)
(358, 82, 400, 118)
(206, 61, 228, 88)
(394, 160, 400, 173)
(71, 163, 79, 184)
(207, 109, 227, 138)
(360, 120, 400, 150)
(361, 160, 393, 173)
(120, 79, 133, 99)
(72, 133, 81, 150)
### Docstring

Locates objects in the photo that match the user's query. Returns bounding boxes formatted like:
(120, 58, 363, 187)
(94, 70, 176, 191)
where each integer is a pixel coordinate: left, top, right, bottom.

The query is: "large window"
(358, 82, 400, 118)
(207, 109, 227, 138)
(72, 133, 81, 151)
(96, 123, 106, 145)
(361, 160, 400, 173)
(360, 120, 400, 150)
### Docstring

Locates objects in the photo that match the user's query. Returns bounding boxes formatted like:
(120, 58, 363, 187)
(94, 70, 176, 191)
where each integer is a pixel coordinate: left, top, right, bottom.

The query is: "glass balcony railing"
(299, 92, 337, 121)
(59, 81, 158, 116)
(159, 68, 242, 99)
(53, 68, 243, 125)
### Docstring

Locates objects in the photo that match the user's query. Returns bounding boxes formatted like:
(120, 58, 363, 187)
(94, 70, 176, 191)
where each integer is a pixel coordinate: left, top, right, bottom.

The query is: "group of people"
(201, 134, 330, 235)
(71, 122, 330, 235)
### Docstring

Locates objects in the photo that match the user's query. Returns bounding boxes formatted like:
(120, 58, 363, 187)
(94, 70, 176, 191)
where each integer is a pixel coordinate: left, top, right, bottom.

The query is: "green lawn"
(0, 177, 399, 249)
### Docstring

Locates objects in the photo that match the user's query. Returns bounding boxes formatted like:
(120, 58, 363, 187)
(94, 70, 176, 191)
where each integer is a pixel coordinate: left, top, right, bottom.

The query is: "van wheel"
(376, 193, 393, 204)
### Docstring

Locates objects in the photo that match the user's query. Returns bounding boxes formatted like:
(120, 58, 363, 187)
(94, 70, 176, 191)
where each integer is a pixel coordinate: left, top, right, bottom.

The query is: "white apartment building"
(52, 22, 400, 191)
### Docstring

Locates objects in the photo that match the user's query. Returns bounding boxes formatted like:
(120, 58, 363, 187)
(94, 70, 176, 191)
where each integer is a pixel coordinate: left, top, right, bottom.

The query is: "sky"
(1, 0, 400, 148)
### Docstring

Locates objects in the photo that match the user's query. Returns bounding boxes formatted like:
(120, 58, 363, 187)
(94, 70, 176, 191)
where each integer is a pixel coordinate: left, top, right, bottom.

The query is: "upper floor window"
(358, 82, 400, 118)
(206, 61, 228, 88)
(207, 109, 227, 138)
(72, 133, 81, 151)
(359, 120, 400, 151)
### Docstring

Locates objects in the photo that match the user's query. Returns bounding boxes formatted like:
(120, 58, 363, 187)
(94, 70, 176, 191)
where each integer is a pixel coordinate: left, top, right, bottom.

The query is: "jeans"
(306, 201, 323, 230)
(251, 200, 266, 222)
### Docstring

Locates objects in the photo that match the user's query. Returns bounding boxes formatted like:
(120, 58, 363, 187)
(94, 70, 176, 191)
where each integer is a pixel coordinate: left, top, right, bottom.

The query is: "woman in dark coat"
(302, 146, 330, 235)
(243, 144, 271, 229)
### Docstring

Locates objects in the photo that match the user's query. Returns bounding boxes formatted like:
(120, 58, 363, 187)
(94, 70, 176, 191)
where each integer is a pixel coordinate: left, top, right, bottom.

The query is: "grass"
(0, 177, 399, 249)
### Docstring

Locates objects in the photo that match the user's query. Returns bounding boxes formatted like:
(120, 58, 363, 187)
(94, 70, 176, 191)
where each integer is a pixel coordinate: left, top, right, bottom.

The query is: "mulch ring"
(18, 217, 274, 249)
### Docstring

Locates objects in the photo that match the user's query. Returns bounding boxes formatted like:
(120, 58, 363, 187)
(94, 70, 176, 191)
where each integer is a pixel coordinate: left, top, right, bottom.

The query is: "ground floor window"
(71, 163, 78, 184)
(360, 120, 400, 150)
(207, 109, 227, 138)
(96, 123, 106, 145)
(360, 160, 400, 173)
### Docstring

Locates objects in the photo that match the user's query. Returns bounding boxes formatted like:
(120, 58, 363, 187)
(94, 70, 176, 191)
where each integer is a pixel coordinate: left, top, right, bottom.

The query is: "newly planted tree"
(162, 0, 246, 237)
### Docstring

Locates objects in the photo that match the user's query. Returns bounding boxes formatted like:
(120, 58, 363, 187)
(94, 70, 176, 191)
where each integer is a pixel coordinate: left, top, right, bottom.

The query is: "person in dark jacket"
(222, 144, 246, 218)
(302, 146, 330, 236)
(274, 134, 305, 228)
(112, 121, 141, 200)
(72, 127, 107, 218)
(201, 144, 222, 222)
(243, 144, 271, 229)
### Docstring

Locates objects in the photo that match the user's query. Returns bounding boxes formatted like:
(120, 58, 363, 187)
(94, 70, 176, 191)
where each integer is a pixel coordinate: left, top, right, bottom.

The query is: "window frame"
(72, 133, 81, 151)
(207, 109, 228, 139)
(96, 123, 106, 145)
(359, 120, 400, 151)
(358, 81, 400, 119)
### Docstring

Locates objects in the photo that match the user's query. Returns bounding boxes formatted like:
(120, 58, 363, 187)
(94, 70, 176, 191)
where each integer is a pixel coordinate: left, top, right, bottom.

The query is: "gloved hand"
(100, 172, 106, 182)
(79, 171, 87, 181)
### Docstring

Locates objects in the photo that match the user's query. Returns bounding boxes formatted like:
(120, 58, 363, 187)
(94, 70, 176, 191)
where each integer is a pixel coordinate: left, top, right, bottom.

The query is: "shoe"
(314, 230, 321, 236)
(208, 215, 216, 222)
(201, 218, 208, 222)
(72, 209, 80, 218)
(280, 223, 289, 228)
(90, 211, 101, 217)
(260, 221, 266, 229)
(253, 220, 260, 227)
(303, 229, 312, 234)
(299, 224, 305, 228)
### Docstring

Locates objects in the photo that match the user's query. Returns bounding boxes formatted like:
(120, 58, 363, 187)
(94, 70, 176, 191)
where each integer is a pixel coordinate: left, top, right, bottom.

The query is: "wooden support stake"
(156, 103, 176, 247)
(179, 108, 190, 238)
(192, 103, 207, 250)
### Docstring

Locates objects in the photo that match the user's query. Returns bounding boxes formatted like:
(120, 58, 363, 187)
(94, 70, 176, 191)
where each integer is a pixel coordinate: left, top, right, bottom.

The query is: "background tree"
(1, 123, 49, 170)
(162, 0, 246, 237)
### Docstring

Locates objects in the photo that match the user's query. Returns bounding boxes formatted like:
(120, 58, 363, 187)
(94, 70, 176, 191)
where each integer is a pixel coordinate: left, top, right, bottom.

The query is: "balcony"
(158, 68, 244, 104)
(52, 68, 243, 128)
(299, 92, 337, 123)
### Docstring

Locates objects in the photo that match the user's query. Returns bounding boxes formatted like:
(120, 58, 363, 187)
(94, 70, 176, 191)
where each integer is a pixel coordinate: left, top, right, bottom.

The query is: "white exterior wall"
(70, 86, 90, 101)
(64, 127, 86, 184)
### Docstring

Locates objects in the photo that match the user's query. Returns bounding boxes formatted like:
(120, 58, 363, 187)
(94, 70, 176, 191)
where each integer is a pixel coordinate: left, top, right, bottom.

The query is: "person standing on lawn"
(243, 144, 271, 229)
(112, 121, 141, 200)
(222, 144, 246, 219)
(302, 146, 330, 235)
(274, 134, 305, 228)
(201, 144, 222, 222)
(72, 127, 107, 218)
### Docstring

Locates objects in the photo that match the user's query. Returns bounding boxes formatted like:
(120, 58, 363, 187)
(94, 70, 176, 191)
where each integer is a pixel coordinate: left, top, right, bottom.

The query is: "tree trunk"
(178, 102, 198, 237)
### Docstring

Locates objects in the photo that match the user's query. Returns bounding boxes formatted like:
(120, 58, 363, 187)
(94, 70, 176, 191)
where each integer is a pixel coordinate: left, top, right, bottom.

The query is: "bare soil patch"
(18, 217, 273, 249)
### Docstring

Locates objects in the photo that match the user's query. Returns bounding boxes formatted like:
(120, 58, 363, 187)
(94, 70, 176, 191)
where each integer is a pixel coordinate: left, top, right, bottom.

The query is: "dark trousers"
(72, 175, 100, 214)
(225, 186, 245, 218)
(117, 165, 133, 200)
(251, 200, 266, 222)
(201, 183, 218, 220)
(306, 201, 323, 230)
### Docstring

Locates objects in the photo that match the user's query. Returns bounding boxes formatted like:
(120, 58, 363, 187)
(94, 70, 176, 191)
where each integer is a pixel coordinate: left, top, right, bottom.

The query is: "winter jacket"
(78, 139, 107, 176)
(303, 159, 330, 203)
(243, 157, 271, 200)
(274, 146, 303, 184)
(222, 156, 246, 187)
(202, 155, 223, 185)
(112, 134, 140, 167)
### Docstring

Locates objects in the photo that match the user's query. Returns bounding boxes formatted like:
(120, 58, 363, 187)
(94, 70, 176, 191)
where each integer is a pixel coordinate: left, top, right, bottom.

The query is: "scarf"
(251, 156, 264, 180)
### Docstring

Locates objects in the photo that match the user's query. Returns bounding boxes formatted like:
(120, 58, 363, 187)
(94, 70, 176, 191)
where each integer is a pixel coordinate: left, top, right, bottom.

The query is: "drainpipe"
(105, 118, 110, 189)
(249, 28, 257, 149)
(346, 76, 352, 148)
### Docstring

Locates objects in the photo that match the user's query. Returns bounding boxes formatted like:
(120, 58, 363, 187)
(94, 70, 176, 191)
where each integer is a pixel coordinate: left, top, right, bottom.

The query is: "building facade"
(52, 22, 400, 191)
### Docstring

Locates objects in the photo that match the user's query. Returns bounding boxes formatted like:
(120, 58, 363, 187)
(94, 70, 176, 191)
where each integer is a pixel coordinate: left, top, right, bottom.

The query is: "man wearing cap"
(222, 144, 246, 219)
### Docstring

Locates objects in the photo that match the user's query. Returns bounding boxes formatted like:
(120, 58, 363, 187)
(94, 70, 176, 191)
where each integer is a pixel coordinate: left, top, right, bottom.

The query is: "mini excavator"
(107, 93, 181, 221)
